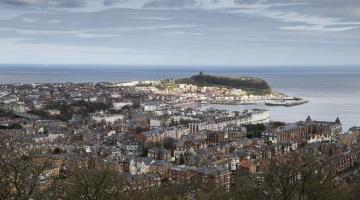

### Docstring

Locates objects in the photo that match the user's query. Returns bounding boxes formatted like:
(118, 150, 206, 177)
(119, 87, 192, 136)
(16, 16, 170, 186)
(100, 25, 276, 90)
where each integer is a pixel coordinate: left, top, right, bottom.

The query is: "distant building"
(207, 131, 225, 146)
(92, 113, 124, 124)
(117, 137, 143, 157)
(129, 157, 155, 175)
(149, 116, 162, 127)
(189, 109, 270, 134)
(196, 166, 232, 191)
(263, 116, 342, 144)
(0, 102, 27, 113)
(349, 126, 360, 137)
(126, 173, 161, 191)
(147, 147, 171, 162)
(144, 103, 158, 112)
(224, 125, 247, 139)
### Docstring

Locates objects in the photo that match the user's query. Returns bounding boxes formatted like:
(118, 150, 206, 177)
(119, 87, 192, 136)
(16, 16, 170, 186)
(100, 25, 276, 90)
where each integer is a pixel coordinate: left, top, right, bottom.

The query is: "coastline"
(0, 67, 359, 129)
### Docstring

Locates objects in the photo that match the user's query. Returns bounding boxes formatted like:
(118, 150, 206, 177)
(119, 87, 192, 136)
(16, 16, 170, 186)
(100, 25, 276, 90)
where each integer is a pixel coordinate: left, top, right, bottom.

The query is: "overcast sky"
(0, 0, 360, 66)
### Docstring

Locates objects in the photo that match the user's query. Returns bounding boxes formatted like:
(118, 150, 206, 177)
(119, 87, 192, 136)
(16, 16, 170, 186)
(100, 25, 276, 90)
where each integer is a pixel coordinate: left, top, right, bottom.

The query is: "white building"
(0, 102, 27, 113)
(249, 109, 270, 124)
(144, 104, 158, 112)
(92, 113, 124, 123)
(129, 157, 155, 175)
(33, 133, 64, 143)
(113, 102, 132, 110)
(116, 81, 140, 87)
(308, 134, 332, 143)
(189, 109, 270, 134)
(150, 117, 162, 127)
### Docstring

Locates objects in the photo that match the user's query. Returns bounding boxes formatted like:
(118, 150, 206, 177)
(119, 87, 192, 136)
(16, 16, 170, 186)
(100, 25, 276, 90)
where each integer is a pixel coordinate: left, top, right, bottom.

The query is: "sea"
(0, 65, 359, 130)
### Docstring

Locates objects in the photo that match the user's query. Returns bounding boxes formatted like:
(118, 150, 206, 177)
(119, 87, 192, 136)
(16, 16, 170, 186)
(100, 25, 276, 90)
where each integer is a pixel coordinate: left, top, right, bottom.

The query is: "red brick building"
(207, 131, 225, 145)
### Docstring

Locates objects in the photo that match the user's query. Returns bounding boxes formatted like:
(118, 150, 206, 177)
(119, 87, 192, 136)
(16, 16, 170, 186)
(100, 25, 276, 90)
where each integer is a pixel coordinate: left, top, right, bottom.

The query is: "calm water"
(0, 65, 359, 130)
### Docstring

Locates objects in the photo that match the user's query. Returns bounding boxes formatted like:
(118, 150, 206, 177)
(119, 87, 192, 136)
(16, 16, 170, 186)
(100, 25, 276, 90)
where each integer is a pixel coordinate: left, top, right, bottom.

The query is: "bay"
(0, 65, 359, 130)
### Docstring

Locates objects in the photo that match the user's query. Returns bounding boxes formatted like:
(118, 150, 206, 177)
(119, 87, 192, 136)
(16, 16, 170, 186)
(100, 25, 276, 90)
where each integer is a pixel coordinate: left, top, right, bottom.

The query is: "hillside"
(176, 72, 272, 94)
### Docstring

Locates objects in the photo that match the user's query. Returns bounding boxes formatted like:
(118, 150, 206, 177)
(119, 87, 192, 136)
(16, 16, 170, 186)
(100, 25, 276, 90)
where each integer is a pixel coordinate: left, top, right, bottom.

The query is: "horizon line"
(1, 63, 360, 68)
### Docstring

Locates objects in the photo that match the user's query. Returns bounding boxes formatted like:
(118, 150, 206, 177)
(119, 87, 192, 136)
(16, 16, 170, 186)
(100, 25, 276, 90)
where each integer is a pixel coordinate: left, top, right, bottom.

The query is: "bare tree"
(50, 164, 132, 200)
(261, 152, 347, 200)
(0, 144, 51, 200)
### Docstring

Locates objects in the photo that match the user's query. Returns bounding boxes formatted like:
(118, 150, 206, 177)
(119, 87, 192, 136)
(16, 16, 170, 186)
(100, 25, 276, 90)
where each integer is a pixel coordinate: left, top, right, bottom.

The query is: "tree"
(52, 147, 62, 155)
(49, 165, 131, 200)
(0, 145, 51, 200)
(261, 152, 346, 200)
(245, 124, 265, 138)
(229, 172, 265, 200)
(163, 138, 176, 150)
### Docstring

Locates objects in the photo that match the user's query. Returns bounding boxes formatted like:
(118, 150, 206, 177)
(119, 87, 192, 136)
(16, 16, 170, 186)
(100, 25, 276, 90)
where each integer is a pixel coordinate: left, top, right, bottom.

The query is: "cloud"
(1, 0, 47, 6)
(166, 30, 206, 36)
(0, 0, 86, 8)
(352, 7, 360, 17)
(269, 11, 360, 32)
(130, 16, 171, 21)
(280, 25, 359, 32)
(0, 22, 196, 39)
(1, 0, 359, 35)
(0, 26, 123, 39)
(0, 0, 360, 66)
(0, 38, 176, 65)
(0, 0, 301, 10)
(47, 19, 62, 23)
(143, 0, 196, 9)
(228, 4, 360, 32)
(21, 17, 38, 23)
(102, 0, 360, 33)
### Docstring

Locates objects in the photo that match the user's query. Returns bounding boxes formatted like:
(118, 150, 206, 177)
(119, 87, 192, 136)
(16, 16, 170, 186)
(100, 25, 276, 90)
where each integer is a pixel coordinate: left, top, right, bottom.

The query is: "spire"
(306, 115, 312, 123)
(335, 117, 341, 124)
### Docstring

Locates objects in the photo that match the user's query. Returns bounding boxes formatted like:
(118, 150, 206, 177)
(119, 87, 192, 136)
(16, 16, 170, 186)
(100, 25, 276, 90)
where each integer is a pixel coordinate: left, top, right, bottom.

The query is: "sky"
(0, 0, 360, 67)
